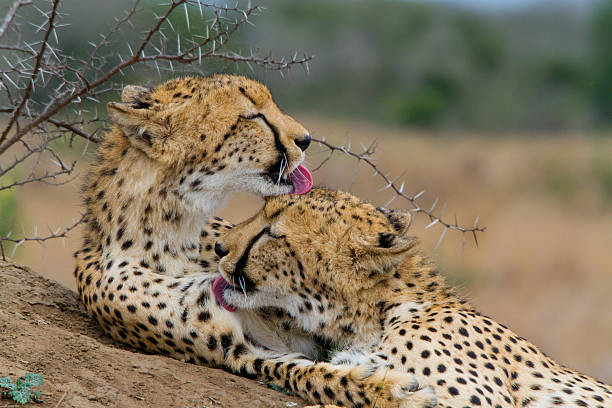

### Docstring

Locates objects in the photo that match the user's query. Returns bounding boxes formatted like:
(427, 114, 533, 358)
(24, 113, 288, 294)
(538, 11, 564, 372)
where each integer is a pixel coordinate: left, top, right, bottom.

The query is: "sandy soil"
(0, 259, 307, 408)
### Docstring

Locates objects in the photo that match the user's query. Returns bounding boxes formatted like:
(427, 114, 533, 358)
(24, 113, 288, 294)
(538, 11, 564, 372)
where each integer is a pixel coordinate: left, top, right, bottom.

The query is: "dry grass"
(10, 115, 612, 383)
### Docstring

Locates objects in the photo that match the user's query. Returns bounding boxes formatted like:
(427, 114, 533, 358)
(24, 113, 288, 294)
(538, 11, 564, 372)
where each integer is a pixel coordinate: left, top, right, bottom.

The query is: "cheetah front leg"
(293, 363, 437, 408)
(224, 351, 437, 408)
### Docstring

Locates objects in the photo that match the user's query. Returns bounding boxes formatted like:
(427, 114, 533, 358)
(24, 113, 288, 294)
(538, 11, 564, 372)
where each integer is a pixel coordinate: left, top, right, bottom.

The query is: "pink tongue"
(212, 275, 237, 312)
(289, 164, 313, 195)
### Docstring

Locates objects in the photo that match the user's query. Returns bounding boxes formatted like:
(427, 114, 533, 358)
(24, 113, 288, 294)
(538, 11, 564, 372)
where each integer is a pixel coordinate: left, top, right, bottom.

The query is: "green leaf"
(267, 383, 293, 396)
(0, 378, 16, 391)
(11, 387, 31, 404)
(0, 377, 13, 384)
(24, 372, 44, 387)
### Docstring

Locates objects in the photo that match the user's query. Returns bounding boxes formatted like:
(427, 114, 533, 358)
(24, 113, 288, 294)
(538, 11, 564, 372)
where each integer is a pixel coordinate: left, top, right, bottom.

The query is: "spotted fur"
(74, 75, 430, 408)
(217, 189, 612, 408)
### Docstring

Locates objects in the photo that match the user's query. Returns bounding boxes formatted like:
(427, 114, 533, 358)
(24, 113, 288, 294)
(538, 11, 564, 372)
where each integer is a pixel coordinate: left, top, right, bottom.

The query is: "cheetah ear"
(108, 101, 166, 156)
(354, 209, 416, 273)
(107, 101, 147, 129)
(375, 207, 412, 236)
(121, 85, 151, 105)
(107, 84, 153, 127)
(356, 233, 418, 274)
(368, 233, 417, 254)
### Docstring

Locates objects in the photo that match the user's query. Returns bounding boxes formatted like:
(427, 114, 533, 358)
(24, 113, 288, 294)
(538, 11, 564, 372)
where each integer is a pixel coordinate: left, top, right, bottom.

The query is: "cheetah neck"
(387, 252, 469, 309)
(309, 253, 471, 349)
(82, 132, 225, 277)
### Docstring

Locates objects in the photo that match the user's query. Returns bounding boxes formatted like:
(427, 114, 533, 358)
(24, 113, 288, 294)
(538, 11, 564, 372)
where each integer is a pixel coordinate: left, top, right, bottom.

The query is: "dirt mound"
(0, 260, 307, 407)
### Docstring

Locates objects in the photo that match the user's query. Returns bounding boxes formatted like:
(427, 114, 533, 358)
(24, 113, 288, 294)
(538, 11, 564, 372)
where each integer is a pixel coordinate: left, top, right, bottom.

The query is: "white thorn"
(429, 198, 439, 213)
(384, 195, 396, 207)
(425, 219, 439, 229)
(183, 3, 190, 32)
(11, 239, 24, 257)
(377, 182, 392, 192)
(413, 190, 425, 200)
(434, 228, 447, 251)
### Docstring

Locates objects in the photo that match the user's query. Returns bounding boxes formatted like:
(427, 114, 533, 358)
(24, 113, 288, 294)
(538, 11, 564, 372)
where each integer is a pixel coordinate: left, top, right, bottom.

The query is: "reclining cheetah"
(215, 188, 612, 408)
(74, 75, 433, 407)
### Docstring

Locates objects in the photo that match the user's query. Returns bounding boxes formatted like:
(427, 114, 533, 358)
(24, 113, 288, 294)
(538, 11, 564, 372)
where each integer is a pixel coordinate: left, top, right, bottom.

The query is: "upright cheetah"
(75, 76, 432, 408)
(215, 188, 612, 408)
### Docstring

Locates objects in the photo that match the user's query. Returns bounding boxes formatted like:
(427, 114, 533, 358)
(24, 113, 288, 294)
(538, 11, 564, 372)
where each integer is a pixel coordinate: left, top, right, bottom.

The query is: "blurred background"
(1, 0, 611, 383)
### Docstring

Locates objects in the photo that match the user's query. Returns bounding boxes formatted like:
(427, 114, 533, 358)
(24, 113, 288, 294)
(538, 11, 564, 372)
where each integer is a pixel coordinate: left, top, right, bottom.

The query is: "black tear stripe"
(261, 115, 287, 176)
(240, 113, 287, 177)
(232, 227, 270, 293)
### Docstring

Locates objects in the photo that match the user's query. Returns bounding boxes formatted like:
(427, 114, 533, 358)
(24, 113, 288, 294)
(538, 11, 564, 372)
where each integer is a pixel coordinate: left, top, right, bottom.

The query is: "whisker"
(283, 154, 289, 176)
(277, 154, 287, 185)
(239, 277, 247, 300)
(295, 164, 307, 180)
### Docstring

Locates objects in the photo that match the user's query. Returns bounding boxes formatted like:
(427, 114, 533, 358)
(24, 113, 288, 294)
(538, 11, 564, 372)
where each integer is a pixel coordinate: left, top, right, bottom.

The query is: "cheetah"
(74, 75, 432, 408)
(215, 188, 612, 408)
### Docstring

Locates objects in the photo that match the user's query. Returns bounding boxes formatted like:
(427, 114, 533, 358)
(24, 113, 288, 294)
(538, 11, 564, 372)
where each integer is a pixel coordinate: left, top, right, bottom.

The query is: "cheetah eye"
(266, 229, 286, 239)
(240, 113, 264, 121)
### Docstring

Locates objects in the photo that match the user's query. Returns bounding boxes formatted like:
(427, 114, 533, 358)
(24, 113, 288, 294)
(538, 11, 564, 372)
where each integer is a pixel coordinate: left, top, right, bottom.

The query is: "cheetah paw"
(352, 364, 437, 408)
(393, 384, 437, 408)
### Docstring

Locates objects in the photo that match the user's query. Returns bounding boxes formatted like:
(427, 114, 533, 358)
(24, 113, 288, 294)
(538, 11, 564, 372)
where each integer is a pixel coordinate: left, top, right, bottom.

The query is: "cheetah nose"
(214, 242, 230, 258)
(294, 134, 311, 152)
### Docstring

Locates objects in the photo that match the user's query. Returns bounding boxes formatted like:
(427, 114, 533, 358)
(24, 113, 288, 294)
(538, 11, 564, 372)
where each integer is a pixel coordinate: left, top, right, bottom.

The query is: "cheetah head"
(213, 189, 416, 321)
(107, 75, 312, 202)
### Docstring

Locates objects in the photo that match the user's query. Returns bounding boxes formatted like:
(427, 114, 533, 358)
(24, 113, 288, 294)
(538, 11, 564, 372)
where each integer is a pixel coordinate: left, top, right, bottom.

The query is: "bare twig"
(0, 0, 60, 145)
(0, 0, 312, 158)
(0, 0, 313, 251)
(46, 118, 103, 144)
(311, 137, 486, 243)
(0, 214, 85, 260)
(53, 391, 67, 408)
(0, 0, 482, 256)
(0, 0, 33, 39)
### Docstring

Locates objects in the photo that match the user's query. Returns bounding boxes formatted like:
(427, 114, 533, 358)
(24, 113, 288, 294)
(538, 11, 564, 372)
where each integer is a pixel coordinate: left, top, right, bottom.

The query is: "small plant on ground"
(0, 372, 44, 405)
(266, 383, 294, 396)
(315, 338, 340, 362)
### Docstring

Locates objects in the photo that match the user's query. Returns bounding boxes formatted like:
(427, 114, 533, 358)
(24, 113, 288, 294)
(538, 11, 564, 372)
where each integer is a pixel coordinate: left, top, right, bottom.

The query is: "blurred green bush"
(592, 155, 612, 199)
(240, 0, 612, 131)
(0, 187, 18, 239)
(543, 161, 579, 200)
(391, 72, 458, 126)
(23, 0, 612, 132)
(590, 0, 612, 123)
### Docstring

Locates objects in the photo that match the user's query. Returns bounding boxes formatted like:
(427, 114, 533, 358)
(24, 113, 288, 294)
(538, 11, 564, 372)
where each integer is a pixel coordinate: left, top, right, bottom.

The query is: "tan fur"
(75, 75, 430, 408)
(75, 74, 313, 359)
(217, 189, 612, 408)
(106, 75, 307, 168)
